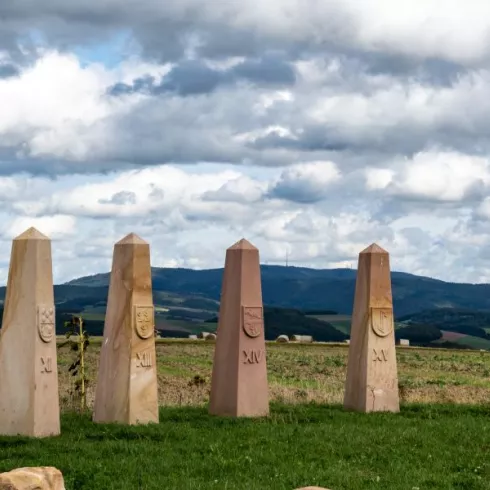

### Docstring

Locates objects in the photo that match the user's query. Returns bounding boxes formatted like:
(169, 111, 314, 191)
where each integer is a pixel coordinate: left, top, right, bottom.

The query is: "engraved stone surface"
(371, 307, 393, 337)
(242, 306, 263, 338)
(343, 243, 399, 413)
(93, 233, 158, 425)
(242, 349, 264, 364)
(40, 357, 53, 373)
(38, 305, 55, 343)
(209, 238, 269, 417)
(0, 227, 60, 436)
(135, 305, 154, 339)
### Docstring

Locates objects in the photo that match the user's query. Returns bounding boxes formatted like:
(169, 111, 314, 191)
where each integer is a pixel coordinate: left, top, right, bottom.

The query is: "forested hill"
(60, 265, 490, 317)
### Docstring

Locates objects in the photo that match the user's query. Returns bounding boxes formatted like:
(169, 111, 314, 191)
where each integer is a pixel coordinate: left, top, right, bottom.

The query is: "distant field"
(307, 314, 352, 322)
(440, 330, 467, 341)
(307, 314, 352, 334)
(453, 336, 490, 350)
(57, 341, 490, 412)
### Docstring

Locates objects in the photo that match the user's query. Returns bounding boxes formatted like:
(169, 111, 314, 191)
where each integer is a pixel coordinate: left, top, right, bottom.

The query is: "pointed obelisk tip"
(116, 233, 148, 245)
(360, 243, 388, 254)
(227, 238, 258, 251)
(14, 227, 49, 241)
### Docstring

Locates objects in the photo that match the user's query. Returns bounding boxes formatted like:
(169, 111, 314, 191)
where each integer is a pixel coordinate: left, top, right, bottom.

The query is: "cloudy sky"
(1, 1, 490, 284)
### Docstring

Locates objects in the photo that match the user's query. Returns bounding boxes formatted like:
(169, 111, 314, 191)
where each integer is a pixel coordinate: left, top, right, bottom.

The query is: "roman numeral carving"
(373, 348, 388, 362)
(136, 351, 152, 368)
(243, 349, 264, 364)
(40, 356, 53, 373)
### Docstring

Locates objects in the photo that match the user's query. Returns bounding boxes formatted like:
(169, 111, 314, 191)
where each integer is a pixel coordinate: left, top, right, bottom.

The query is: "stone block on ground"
(0, 467, 65, 490)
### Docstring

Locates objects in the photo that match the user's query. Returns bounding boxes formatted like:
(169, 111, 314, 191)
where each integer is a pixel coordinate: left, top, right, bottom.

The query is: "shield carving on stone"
(242, 306, 263, 338)
(134, 305, 154, 339)
(370, 307, 393, 337)
(37, 305, 55, 343)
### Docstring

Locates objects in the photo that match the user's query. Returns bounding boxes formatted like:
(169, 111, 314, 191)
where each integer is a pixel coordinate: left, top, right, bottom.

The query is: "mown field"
(1, 342, 490, 489)
(2, 404, 490, 489)
(57, 341, 490, 410)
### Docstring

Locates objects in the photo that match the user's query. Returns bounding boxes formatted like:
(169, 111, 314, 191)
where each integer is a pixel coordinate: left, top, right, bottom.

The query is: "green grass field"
(1, 404, 490, 489)
(2, 342, 490, 489)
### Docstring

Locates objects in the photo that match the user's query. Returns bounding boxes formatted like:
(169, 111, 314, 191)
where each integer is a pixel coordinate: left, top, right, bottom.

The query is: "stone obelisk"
(93, 233, 158, 425)
(344, 243, 399, 413)
(209, 238, 269, 417)
(0, 227, 60, 437)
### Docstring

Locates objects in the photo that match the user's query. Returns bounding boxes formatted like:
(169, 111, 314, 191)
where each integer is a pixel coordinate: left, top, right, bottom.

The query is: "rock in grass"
(0, 467, 65, 490)
(295, 487, 331, 489)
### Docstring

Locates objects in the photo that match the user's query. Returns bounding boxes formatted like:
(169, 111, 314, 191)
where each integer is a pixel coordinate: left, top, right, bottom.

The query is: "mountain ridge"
(60, 265, 490, 317)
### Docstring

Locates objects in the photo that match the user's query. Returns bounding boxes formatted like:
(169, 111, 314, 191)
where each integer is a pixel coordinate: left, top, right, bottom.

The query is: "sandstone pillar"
(209, 238, 269, 417)
(0, 227, 60, 437)
(93, 233, 158, 425)
(344, 243, 399, 413)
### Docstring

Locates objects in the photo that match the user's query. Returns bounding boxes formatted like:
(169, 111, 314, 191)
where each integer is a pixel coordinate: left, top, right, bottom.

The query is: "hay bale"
(291, 335, 313, 343)
(276, 335, 289, 343)
(204, 333, 217, 341)
(198, 332, 210, 339)
(188, 334, 198, 340)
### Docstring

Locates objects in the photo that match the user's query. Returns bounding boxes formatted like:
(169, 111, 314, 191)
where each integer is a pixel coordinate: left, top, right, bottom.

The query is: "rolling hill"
(64, 265, 490, 316)
(1, 265, 490, 347)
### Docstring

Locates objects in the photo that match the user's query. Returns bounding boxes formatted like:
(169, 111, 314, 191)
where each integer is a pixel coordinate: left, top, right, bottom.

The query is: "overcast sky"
(1, 1, 490, 284)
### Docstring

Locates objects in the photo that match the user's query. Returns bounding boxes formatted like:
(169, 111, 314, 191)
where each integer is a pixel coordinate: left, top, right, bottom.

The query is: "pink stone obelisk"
(93, 233, 158, 425)
(209, 238, 269, 417)
(344, 243, 399, 413)
(0, 227, 60, 436)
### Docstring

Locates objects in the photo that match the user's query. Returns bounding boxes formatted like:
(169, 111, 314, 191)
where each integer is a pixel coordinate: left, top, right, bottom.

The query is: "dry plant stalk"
(59, 315, 90, 412)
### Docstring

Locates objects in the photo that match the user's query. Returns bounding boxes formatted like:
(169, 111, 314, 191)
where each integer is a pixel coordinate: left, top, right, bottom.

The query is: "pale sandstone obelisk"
(0, 227, 60, 437)
(344, 243, 399, 413)
(93, 233, 158, 425)
(209, 238, 269, 417)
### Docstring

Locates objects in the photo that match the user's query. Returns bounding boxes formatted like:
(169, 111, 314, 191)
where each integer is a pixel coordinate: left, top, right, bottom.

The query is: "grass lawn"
(1, 404, 490, 489)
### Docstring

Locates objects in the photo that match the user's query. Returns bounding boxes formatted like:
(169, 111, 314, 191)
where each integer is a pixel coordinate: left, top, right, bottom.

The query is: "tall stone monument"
(0, 227, 60, 437)
(344, 243, 400, 413)
(93, 233, 158, 425)
(209, 238, 269, 417)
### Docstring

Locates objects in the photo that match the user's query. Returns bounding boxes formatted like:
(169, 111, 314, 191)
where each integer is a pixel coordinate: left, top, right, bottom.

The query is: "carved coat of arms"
(38, 305, 55, 343)
(135, 305, 154, 339)
(370, 308, 393, 337)
(242, 306, 263, 338)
